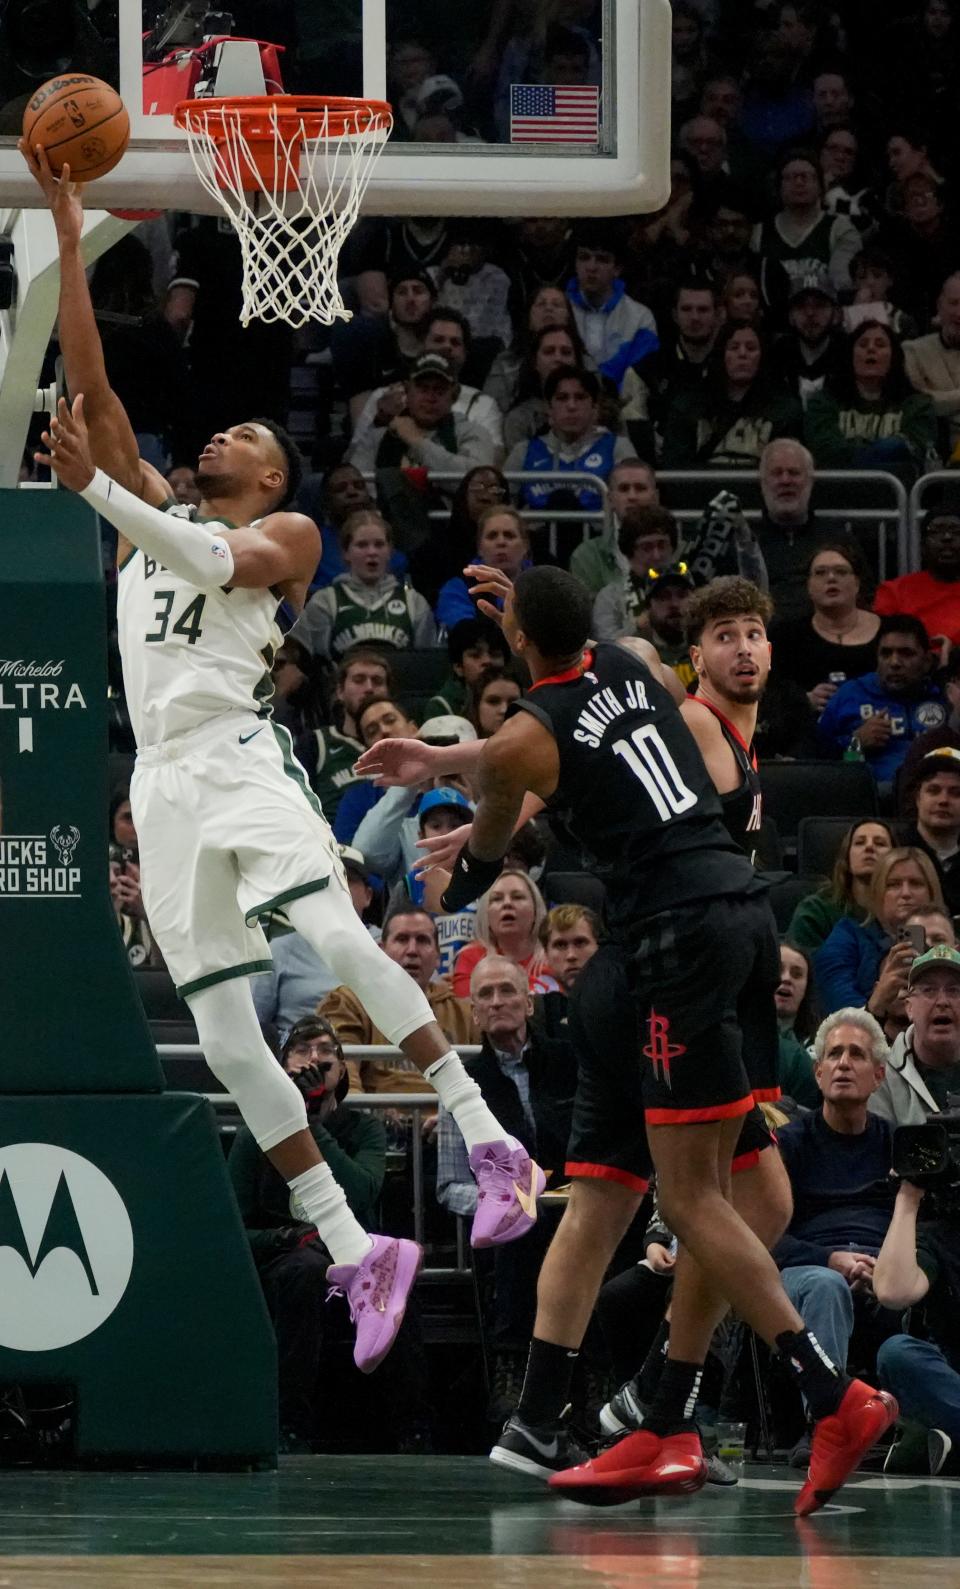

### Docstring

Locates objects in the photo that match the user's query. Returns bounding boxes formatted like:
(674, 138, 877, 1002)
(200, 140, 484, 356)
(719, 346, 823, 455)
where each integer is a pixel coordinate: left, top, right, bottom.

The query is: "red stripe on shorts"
(646, 1094, 755, 1126)
(565, 1161, 651, 1194)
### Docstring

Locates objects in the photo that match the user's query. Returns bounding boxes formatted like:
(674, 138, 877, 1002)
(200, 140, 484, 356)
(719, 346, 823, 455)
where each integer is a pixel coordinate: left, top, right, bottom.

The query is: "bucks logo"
(0, 1145, 134, 1350)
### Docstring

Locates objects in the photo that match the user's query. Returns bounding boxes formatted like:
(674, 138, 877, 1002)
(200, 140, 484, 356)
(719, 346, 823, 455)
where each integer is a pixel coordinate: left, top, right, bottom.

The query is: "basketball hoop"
(173, 95, 393, 329)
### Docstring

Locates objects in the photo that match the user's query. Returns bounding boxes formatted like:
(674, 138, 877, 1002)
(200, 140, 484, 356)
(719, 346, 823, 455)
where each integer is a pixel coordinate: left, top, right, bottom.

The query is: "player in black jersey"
(357, 564, 897, 1515)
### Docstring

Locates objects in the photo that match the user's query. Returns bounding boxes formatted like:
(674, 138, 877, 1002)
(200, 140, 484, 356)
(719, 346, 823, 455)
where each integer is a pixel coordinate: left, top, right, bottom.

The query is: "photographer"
(873, 1167, 960, 1470)
(870, 943, 960, 1127)
(228, 1017, 426, 1451)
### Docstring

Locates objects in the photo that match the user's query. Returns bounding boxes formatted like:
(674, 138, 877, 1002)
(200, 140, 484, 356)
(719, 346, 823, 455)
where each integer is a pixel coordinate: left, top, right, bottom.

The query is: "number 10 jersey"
(117, 502, 282, 748)
(517, 642, 760, 940)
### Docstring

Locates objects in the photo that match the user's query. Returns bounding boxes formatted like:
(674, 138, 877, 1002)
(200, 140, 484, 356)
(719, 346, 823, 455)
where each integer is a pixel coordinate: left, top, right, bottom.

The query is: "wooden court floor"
(0, 1457, 956, 1588)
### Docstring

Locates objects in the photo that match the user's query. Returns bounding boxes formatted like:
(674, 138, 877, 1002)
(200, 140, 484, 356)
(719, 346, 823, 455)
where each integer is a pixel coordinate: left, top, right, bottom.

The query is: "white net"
(176, 98, 393, 330)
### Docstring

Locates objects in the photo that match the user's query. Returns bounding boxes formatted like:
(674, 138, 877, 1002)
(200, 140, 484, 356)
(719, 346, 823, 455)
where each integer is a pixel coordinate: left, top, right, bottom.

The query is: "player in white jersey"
(24, 141, 544, 1376)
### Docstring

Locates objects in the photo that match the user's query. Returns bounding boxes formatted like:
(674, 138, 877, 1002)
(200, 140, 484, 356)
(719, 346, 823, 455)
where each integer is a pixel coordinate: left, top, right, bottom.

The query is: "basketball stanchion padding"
(0, 490, 276, 1465)
(173, 95, 393, 329)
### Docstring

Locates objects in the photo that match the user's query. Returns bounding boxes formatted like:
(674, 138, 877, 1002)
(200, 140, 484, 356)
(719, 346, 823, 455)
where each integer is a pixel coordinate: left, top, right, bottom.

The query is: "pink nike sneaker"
(468, 1141, 546, 1248)
(327, 1235, 423, 1374)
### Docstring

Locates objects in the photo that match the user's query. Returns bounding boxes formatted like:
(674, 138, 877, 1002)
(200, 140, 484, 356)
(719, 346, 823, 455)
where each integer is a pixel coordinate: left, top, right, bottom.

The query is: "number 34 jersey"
(516, 642, 760, 938)
(117, 503, 282, 748)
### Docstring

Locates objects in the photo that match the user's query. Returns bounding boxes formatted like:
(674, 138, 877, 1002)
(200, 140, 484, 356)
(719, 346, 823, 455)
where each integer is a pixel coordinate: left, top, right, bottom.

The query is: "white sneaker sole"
(489, 1443, 555, 1481)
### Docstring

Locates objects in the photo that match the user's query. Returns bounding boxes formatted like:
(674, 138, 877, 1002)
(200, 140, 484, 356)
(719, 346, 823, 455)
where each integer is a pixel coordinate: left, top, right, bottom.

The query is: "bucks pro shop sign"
(0, 1145, 134, 1350)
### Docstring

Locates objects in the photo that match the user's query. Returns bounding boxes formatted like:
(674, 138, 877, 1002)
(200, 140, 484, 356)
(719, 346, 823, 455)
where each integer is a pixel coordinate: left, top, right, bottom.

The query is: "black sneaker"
(490, 1408, 590, 1480)
(599, 1376, 646, 1438)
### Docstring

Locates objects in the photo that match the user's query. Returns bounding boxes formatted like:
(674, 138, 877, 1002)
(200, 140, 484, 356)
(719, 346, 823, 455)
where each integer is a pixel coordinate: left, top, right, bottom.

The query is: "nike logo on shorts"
(239, 728, 264, 744)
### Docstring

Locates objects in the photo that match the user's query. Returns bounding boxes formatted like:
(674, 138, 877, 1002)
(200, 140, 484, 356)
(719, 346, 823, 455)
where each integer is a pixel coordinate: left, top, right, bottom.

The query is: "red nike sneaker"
(549, 1429, 708, 1505)
(795, 1380, 899, 1517)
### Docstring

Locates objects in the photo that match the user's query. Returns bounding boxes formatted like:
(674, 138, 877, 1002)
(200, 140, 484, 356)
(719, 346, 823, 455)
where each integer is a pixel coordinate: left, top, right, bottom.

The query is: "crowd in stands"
(83, 1, 960, 1462)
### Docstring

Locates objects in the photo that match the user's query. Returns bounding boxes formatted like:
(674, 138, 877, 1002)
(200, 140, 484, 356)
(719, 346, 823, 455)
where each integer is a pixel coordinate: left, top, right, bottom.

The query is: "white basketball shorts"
(130, 712, 347, 998)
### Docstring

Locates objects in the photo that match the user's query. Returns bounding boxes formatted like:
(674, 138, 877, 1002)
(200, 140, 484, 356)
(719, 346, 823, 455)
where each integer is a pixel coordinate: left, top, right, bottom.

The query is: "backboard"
(0, 0, 671, 216)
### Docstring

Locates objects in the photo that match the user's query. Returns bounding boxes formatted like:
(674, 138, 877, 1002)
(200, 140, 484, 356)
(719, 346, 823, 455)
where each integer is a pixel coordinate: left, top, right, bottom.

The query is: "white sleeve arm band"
(80, 468, 235, 590)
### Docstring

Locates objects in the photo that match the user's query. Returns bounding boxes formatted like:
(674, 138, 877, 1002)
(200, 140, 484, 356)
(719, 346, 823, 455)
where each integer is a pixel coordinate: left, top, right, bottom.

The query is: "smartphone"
(898, 924, 926, 955)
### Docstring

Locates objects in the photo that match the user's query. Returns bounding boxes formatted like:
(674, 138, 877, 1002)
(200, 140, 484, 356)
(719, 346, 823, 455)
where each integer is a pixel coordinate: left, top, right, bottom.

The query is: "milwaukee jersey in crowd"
(516, 642, 760, 940)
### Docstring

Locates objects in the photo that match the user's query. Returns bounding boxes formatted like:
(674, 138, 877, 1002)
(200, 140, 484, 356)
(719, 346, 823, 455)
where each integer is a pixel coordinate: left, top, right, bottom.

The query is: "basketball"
(22, 75, 129, 183)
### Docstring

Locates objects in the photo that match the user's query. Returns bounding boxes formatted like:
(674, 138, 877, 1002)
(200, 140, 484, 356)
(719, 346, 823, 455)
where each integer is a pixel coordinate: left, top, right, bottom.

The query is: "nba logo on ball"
(0, 1145, 133, 1351)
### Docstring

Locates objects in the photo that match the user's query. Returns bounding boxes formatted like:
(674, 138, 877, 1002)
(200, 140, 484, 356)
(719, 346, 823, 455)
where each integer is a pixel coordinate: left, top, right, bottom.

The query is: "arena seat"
(759, 762, 878, 856)
(542, 871, 607, 915)
(768, 875, 819, 933)
(796, 815, 909, 881)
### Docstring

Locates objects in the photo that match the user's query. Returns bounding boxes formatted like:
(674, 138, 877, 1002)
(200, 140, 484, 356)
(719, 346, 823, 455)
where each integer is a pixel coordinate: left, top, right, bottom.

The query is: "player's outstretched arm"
(440, 715, 557, 911)
(355, 737, 484, 786)
(19, 142, 147, 499)
(40, 395, 319, 591)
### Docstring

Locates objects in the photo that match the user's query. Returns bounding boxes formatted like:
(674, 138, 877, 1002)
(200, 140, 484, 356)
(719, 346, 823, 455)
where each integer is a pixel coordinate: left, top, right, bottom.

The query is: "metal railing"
(363, 468, 613, 561)
(157, 1042, 483, 1274)
(908, 471, 960, 570)
(656, 469, 910, 581)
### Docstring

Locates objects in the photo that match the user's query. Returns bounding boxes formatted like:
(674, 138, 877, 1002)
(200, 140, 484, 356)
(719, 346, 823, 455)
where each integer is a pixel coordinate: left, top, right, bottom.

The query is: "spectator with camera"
(436, 954, 578, 1415)
(870, 943, 960, 1129)
(816, 616, 947, 791)
(816, 847, 945, 1022)
(109, 792, 161, 969)
(774, 1007, 900, 1466)
(228, 1017, 426, 1452)
(873, 1131, 960, 1473)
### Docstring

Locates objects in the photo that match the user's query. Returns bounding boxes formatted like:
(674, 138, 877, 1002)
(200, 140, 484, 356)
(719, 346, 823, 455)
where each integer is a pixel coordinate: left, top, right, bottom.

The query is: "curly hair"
(685, 575, 774, 644)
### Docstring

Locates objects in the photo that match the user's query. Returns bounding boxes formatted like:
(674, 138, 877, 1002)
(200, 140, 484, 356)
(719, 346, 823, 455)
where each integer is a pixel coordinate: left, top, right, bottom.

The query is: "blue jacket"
(436, 561, 531, 630)
(332, 780, 382, 844)
(517, 429, 618, 512)
(773, 1109, 895, 1269)
(815, 916, 890, 1014)
(816, 671, 947, 784)
(566, 277, 659, 390)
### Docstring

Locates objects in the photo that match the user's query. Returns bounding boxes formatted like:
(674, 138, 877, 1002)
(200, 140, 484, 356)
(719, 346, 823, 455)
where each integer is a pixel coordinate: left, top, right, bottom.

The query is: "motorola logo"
(0, 1145, 134, 1351)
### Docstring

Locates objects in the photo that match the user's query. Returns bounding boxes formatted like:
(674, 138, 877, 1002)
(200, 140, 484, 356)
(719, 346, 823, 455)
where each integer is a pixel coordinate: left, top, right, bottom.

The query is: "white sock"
(288, 1163, 373, 1269)
(424, 1051, 520, 1156)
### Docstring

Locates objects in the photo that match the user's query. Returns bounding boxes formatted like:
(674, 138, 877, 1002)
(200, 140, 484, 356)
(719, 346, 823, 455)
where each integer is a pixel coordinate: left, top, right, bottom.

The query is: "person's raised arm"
(19, 143, 150, 500)
(355, 736, 485, 786)
(873, 1180, 930, 1309)
(41, 396, 318, 591)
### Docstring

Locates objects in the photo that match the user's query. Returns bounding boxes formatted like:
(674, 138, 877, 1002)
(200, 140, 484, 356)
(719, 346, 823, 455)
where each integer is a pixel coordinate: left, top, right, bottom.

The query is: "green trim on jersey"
(177, 958, 273, 1000)
(117, 545, 138, 573)
(243, 877, 331, 928)
(271, 721, 325, 820)
(254, 643, 277, 715)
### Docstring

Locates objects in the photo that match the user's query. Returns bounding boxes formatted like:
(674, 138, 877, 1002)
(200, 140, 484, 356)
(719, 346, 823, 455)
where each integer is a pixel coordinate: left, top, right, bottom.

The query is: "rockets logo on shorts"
(643, 1009, 686, 1088)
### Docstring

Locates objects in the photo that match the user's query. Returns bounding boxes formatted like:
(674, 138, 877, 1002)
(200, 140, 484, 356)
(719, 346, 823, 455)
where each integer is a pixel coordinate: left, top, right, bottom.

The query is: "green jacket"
(570, 530, 621, 596)
(778, 1028, 820, 1109)
(228, 1105, 386, 1265)
(425, 674, 468, 720)
(661, 385, 803, 468)
(787, 891, 866, 954)
(804, 389, 936, 473)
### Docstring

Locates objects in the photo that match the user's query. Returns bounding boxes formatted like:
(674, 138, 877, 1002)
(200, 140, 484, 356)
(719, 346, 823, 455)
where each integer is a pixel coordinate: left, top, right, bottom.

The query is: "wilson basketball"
(22, 75, 129, 182)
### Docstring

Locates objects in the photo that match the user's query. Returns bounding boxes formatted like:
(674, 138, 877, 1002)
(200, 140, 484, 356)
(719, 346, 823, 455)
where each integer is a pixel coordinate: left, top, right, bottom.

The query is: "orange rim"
(173, 94, 393, 139)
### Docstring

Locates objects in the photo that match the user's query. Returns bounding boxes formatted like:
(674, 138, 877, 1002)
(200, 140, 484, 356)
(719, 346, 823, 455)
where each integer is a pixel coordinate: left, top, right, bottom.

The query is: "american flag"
(509, 83, 600, 145)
